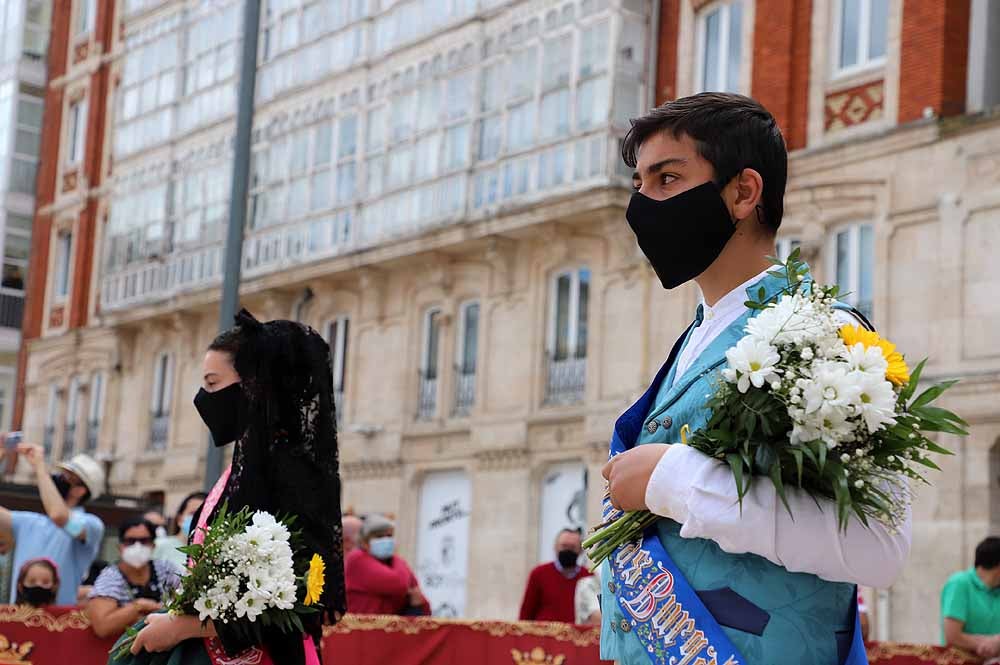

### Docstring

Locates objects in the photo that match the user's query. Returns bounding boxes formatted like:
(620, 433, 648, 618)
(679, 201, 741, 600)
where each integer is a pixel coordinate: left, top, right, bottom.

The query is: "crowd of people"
(0, 443, 206, 630)
(2, 438, 1000, 656)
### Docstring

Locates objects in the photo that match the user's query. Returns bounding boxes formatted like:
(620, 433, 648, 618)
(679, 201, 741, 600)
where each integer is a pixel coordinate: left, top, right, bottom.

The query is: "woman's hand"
(129, 613, 201, 654)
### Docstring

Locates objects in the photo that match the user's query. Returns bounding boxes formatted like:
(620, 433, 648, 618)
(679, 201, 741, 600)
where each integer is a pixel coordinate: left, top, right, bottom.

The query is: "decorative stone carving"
(475, 448, 530, 472)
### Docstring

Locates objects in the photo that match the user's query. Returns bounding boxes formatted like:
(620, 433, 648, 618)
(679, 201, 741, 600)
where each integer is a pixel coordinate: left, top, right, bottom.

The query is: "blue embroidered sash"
(604, 432, 744, 665)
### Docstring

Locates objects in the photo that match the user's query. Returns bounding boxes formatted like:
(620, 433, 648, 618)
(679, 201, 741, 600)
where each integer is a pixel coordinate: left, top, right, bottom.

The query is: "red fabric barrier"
(0, 605, 981, 665)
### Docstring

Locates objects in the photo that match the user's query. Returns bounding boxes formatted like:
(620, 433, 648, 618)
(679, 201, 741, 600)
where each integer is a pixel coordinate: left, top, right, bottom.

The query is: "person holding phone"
(0, 441, 105, 605)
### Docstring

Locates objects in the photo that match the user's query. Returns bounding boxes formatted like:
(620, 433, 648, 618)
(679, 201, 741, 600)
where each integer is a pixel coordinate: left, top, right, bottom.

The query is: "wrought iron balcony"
(42, 426, 54, 458)
(62, 423, 76, 458)
(333, 388, 344, 428)
(86, 419, 100, 453)
(417, 371, 437, 421)
(453, 368, 475, 417)
(149, 412, 170, 451)
(545, 355, 586, 405)
(0, 288, 24, 329)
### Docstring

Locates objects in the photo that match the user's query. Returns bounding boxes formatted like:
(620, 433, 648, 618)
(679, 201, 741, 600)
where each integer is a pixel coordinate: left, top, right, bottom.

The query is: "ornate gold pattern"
(322, 614, 601, 647)
(511, 646, 566, 665)
(0, 635, 32, 664)
(866, 642, 979, 665)
(0, 606, 90, 633)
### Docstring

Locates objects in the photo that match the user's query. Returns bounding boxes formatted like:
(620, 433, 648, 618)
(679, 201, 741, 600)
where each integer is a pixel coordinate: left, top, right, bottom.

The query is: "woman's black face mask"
(193, 383, 248, 447)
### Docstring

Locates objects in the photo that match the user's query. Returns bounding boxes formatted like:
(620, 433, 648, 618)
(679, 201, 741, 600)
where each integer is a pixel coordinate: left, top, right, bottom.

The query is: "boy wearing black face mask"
(0, 443, 105, 606)
(598, 93, 908, 665)
(518, 528, 590, 624)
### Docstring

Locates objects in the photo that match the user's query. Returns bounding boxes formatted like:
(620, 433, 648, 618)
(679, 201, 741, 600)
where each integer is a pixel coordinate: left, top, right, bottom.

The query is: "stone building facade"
(16, 0, 1000, 640)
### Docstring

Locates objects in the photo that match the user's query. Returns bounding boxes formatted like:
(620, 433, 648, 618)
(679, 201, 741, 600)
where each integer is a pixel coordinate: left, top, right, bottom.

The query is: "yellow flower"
(305, 554, 325, 606)
(839, 325, 910, 386)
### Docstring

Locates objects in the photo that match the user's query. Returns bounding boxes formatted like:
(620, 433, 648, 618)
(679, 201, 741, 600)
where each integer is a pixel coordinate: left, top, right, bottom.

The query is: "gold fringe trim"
(323, 614, 601, 647)
(0, 606, 89, 633)
(866, 642, 980, 665)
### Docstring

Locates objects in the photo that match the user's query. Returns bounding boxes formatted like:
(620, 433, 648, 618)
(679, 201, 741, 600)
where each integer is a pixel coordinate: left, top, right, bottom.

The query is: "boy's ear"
(731, 168, 764, 223)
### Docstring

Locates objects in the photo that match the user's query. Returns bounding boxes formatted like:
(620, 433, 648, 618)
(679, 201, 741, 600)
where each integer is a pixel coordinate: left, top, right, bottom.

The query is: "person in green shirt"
(942, 537, 1000, 658)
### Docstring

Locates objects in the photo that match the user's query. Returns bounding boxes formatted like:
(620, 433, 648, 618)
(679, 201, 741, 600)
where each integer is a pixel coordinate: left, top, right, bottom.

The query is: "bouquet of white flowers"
(585, 251, 965, 566)
(112, 504, 326, 659)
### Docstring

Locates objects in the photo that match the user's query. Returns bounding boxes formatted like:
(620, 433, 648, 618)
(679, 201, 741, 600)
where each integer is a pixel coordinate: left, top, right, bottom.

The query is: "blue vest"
(599, 271, 859, 665)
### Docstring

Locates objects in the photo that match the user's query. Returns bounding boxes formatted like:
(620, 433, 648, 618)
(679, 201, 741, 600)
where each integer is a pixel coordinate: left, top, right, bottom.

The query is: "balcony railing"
(545, 356, 586, 405)
(333, 388, 344, 428)
(86, 419, 100, 453)
(417, 372, 437, 421)
(149, 412, 170, 451)
(42, 426, 54, 458)
(0, 288, 24, 329)
(62, 423, 76, 458)
(453, 369, 475, 417)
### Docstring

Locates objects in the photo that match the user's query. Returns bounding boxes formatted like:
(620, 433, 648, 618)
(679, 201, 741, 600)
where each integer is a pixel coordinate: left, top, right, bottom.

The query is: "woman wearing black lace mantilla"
(113, 309, 347, 665)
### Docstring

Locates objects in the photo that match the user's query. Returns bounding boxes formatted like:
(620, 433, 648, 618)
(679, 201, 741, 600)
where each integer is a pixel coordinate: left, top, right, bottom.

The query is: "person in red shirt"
(519, 528, 592, 623)
(344, 514, 431, 616)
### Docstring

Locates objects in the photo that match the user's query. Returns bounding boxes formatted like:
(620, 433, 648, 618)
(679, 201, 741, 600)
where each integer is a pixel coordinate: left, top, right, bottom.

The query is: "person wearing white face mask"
(344, 514, 430, 616)
(85, 518, 183, 638)
(152, 491, 207, 568)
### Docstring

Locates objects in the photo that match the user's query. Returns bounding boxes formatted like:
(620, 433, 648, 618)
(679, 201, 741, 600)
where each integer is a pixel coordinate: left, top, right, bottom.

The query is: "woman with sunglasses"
(86, 518, 182, 639)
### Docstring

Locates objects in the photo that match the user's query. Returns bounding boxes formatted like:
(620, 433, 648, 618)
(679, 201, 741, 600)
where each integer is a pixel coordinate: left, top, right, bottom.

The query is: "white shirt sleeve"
(644, 445, 912, 589)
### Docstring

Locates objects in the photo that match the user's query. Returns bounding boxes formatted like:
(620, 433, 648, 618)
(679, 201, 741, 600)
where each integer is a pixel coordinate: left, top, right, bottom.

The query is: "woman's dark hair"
(976, 537, 1000, 569)
(621, 92, 787, 232)
(209, 327, 243, 358)
(15, 558, 60, 602)
(118, 517, 155, 542)
(170, 491, 207, 535)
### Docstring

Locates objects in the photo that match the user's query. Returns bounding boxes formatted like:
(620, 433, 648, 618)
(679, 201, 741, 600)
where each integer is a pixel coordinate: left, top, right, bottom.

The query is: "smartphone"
(4, 432, 22, 450)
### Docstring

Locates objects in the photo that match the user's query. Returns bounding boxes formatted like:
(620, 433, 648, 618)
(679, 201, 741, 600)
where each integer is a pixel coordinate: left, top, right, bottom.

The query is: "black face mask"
(19, 585, 56, 606)
(51, 474, 72, 500)
(193, 383, 248, 447)
(557, 549, 579, 569)
(625, 181, 737, 289)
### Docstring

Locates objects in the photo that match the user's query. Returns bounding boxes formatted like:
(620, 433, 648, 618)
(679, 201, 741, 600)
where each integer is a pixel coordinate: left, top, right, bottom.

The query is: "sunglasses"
(122, 537, 153, 546)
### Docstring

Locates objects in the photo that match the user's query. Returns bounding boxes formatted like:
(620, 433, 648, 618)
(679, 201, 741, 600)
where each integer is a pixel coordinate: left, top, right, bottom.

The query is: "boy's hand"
(602, 444, 671, 512)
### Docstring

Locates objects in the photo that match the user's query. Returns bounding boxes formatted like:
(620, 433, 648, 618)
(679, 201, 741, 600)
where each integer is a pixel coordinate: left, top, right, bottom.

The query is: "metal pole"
(205, 0, 261, 490)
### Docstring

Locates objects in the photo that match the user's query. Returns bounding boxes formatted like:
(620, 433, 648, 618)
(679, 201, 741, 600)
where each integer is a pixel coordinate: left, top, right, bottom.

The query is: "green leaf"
(915, 404, 968, 427)
(899, 359, 926, 402)
(922, 440, 954, 455)
(726, 453, 747, 501)
(817, 441, 827, 473)
(910, 381, 958, 409)
(790, 448, 804, 486)
(769, 462, 792, 518)
(757, 286, 766, 302)
(911, 456, 942, 471)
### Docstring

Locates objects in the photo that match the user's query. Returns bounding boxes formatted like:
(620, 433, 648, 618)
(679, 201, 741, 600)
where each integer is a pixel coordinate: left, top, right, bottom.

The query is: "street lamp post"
(205, 0, 261, 490)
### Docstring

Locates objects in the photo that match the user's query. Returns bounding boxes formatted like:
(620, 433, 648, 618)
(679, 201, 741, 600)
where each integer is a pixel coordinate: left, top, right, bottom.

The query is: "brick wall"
(751, 0, 812, 151)
(654, 0, 681, 105)
(898, 0, 971, 123)
(13, 0, 114, 427)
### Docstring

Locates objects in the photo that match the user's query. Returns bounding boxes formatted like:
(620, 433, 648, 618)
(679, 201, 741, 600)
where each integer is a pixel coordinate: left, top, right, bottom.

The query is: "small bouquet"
(112, 504, 326, 659)
(585, 251, 965, 566)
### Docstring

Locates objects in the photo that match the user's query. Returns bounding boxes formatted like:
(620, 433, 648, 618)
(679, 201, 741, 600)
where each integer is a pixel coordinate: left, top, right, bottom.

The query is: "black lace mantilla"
(210, 309, 346, 664)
